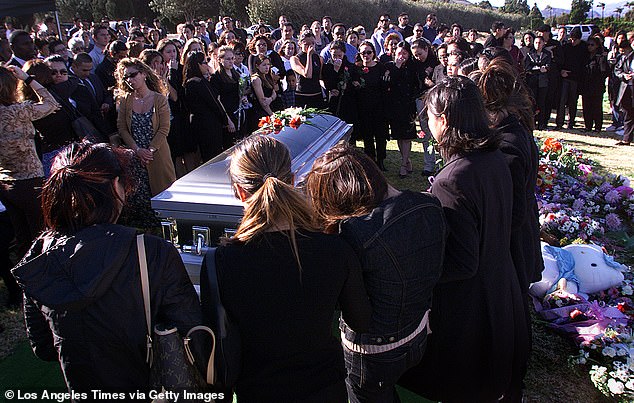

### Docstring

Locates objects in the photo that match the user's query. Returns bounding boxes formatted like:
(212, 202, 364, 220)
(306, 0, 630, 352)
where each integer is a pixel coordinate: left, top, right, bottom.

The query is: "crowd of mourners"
(0, 8, 629, 403)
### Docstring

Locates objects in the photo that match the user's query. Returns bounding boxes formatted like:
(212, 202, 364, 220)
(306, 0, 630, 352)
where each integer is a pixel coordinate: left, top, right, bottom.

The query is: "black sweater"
(213, 230, 371, 402)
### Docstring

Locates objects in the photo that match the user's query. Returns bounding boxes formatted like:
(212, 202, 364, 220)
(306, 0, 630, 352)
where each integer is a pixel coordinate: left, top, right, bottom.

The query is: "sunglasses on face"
(123, 71, 140, 79)
(51, 69, 68, 75)
(380, 19, 389, 22)
(361, 50, 373, 55)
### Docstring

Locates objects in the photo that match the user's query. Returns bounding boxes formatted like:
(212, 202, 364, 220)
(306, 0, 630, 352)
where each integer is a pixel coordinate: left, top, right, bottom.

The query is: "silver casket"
(151, 113, 352, 285)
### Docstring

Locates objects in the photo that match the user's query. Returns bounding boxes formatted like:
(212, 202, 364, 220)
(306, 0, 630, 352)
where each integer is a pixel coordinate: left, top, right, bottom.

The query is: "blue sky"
(487, 0, 623, 10)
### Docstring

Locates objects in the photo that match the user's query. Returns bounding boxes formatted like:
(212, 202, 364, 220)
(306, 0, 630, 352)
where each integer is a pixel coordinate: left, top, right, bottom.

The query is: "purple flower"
(616, 186, 634, 197)
(572, 199, 585, 211)
(599, 182, 614, 194)
(605, 190, 622, 205)
(605, 213, 622, 230)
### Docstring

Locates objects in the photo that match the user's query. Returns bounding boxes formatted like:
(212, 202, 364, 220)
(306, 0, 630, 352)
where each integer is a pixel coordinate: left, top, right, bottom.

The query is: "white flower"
(603, 346, 617, 357)
(608, 378, 625, 394)
(626, 379, 634, 390)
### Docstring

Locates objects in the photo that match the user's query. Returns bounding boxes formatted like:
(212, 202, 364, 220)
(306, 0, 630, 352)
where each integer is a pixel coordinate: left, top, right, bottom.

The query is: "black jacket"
(12, 224, 202, 395)
(402, 150, 526, 401)
(497, 115, 543, 288)
(558, 40, 590, 82)
(184, 77, 228, 160)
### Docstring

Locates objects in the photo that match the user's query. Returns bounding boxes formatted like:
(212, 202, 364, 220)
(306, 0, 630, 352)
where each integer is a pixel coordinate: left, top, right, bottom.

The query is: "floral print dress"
(118, 111, 160, 231)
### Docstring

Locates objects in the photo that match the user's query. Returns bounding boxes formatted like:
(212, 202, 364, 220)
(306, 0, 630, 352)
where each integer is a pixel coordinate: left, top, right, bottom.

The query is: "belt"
(341, 309, 431, 355)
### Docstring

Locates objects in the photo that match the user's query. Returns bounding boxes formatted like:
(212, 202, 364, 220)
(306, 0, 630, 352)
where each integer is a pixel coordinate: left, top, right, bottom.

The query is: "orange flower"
(258, 116, 271, 127)
(289, 116, 302, 129)
(273, 118, 283, 130)
(543, 138, 562, 153)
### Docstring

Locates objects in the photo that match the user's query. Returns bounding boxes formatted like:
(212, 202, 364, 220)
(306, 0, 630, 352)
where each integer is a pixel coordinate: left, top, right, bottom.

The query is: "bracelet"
(24, 76, 34, 85)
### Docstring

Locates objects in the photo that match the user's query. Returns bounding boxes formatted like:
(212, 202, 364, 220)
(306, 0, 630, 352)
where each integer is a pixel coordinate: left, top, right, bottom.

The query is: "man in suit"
(69, 52, 114, 141)
(7, 30, 35, 67)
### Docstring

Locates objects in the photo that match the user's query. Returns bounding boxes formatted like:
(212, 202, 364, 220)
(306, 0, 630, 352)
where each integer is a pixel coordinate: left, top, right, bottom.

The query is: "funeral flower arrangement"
(257, 107, 323, 134)
(536, 137, 634, 400)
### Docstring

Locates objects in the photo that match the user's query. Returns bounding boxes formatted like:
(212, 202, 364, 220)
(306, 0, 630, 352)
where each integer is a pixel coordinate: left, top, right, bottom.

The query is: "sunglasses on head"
(51, 69, 68, 75)
(123, 71, 140, 79)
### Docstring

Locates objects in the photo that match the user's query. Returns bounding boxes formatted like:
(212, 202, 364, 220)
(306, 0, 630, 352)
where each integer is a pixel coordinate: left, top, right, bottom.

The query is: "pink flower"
(578, 164, 593, 175)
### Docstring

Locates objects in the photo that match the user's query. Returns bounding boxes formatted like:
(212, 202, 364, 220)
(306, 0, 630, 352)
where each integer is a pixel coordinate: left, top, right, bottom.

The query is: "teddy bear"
(529, 242, 627, 299)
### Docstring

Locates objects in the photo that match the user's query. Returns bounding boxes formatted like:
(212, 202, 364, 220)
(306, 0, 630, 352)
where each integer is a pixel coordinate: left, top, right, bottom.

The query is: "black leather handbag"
(200, 247, 242, 390)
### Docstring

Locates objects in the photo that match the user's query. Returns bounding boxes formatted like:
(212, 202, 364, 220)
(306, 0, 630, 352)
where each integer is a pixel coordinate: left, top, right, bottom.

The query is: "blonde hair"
(229, 135, 318, 267)
(114, 57, 168, 98)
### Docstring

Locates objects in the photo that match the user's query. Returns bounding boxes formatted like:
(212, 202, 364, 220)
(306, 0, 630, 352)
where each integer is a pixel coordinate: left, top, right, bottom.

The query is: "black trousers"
(0, 211, 19, 304)
(582, 90, 605, 131)
(529, 83, 549, 129)
(0, 177, 43, 259)
(556, 79, 579, 127)
(620, 88, 634, 143)
(359, 118, 388, 162)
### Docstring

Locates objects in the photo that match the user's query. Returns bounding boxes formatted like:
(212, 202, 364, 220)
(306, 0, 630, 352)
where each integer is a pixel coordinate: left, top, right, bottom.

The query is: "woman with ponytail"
(203, 134, 371, 403)
(12, 141, 201, 395)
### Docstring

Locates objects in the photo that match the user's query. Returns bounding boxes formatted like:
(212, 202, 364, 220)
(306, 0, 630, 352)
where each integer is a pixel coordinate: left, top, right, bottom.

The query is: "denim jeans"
(343, 331, 427, 403)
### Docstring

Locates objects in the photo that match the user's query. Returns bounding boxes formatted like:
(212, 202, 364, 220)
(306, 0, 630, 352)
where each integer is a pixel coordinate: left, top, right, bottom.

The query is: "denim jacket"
(340, 190, 447, 345)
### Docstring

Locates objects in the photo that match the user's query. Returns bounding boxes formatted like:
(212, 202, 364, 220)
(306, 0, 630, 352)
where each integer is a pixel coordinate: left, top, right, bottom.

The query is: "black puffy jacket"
(12, 224, 202, 395)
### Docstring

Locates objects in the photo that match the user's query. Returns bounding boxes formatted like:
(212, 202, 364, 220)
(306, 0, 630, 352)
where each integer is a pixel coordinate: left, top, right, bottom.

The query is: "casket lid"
(151, 113, 351, 222)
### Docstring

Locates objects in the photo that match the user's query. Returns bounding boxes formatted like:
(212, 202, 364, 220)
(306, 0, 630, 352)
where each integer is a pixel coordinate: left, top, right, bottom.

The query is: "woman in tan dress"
(115, 58, 175, 230)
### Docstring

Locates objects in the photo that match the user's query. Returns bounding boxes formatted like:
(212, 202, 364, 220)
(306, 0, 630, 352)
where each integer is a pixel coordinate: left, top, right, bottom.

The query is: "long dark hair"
(306, 142, 388, 233)
(183, 50, 206, 82)
(41, 142, 132, 234)
(425, 76, 500, 160)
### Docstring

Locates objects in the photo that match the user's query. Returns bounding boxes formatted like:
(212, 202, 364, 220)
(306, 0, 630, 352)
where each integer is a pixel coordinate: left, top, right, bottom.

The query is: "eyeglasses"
(123, 71, 140, 79)
(361, 50, 373, 55)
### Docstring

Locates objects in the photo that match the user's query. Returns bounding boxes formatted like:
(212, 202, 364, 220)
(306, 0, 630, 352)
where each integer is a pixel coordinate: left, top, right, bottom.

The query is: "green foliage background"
(53, 0, 526, 31)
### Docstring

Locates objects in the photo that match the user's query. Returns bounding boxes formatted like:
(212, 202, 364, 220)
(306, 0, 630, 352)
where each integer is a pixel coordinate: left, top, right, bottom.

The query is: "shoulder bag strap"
(185, 325, 216, 385)
(137, 234, 153, 367)
(205, 247, 227, 335)
(203, 80, 231, 119)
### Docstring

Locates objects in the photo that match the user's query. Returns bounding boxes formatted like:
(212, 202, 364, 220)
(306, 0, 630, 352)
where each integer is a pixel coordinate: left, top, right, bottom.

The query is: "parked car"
(246, 24, 274, 39)
(565, 24, 597, 41)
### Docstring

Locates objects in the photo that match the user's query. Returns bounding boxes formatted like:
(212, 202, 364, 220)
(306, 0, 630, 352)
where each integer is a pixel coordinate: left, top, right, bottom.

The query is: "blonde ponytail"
(228, 135, 318, 268)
